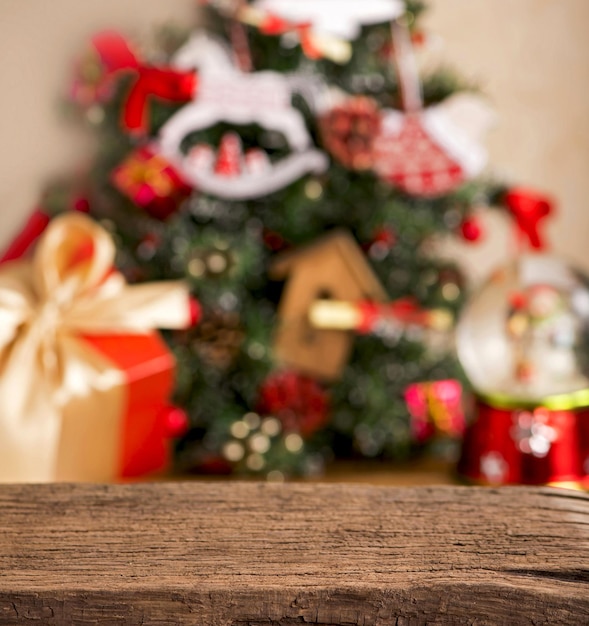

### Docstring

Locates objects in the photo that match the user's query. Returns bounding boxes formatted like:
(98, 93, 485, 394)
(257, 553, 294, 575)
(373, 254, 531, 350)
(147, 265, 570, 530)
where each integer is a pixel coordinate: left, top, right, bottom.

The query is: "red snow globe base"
(458, 396, 589, 489)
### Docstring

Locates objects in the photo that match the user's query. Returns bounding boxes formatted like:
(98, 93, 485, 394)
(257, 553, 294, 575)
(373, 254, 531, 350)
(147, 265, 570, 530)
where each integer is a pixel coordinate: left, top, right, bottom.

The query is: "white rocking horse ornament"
(156, 34, 328, 200)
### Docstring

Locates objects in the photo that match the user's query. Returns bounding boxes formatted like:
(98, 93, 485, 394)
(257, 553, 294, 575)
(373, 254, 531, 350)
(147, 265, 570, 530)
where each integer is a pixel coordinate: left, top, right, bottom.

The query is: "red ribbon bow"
(92, 31, 198, 134)
(503, 188, 553, 251)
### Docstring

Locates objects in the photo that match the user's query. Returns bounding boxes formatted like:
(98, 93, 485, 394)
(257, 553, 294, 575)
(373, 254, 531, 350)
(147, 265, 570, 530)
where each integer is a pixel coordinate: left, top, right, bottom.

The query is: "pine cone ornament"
(191, 308, 244, 370)
(319, 97, 381, 171)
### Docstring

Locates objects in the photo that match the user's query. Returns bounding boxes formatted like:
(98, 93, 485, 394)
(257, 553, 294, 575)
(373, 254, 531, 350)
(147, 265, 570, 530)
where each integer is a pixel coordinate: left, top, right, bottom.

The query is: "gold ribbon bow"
(0, 213, 190, 482)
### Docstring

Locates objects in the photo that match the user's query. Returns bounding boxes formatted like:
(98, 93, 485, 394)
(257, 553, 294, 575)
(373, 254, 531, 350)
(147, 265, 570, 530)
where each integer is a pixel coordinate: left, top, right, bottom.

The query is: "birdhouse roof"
(269, 229, 387, 301)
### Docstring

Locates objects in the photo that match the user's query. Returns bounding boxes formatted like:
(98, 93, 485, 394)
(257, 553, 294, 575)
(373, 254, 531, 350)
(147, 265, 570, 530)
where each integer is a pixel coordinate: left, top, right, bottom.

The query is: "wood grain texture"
(0, 483, 587, 625)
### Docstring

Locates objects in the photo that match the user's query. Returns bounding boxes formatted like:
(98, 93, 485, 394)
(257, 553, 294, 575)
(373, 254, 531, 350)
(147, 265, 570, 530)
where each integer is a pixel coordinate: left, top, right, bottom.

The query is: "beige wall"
(424, 0, 589, 280)
(0, 0, 196, 248)
(1, 0, 588, 280)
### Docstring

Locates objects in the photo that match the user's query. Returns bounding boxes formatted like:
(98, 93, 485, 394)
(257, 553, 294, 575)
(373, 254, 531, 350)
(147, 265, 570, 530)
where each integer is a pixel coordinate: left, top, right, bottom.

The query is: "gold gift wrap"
(0, 213, 190, 482)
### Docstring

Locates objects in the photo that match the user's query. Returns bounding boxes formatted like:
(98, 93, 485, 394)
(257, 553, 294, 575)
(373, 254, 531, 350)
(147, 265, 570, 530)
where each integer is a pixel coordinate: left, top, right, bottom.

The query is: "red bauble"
(319, 96, 381, 171)
(160, 405, 190, 438)
(257, 371, 330, 438)
(460, 216, 483, 242)
(373, 227, 397, 246)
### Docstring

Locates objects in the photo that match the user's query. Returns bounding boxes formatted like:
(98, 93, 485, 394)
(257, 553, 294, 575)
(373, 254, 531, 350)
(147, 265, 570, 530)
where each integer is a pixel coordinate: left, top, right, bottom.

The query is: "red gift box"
(56, 333, 176, 480)
(111, 146, 192, 220)
(0, 212, 191, 482)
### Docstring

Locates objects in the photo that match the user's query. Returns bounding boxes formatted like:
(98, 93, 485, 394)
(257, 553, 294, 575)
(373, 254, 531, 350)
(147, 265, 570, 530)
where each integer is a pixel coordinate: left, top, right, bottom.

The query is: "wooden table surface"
(0, 482, 587, 625)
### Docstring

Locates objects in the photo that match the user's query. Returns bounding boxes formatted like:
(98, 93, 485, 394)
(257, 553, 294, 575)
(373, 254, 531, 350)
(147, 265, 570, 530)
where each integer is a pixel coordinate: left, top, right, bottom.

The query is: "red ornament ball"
(160, 405, 189, 438)
(460, 216, 483, 242)
(257, 371, 330, 438)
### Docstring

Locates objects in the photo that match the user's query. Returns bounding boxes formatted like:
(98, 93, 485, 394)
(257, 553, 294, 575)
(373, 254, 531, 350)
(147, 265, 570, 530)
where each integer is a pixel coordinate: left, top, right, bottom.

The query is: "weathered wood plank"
(0, 483, 587, 625)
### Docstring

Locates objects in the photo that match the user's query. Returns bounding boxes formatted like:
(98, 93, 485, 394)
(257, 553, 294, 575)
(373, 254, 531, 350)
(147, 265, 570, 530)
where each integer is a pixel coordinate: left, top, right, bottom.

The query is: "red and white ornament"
(157, 34, 328, 200)
(372, 19, 493, 197)
(373, 96, 492, 197)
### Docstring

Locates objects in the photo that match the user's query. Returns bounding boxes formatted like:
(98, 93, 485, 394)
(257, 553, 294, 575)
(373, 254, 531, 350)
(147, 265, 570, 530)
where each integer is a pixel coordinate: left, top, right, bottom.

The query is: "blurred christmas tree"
(46, 0, 508, 478)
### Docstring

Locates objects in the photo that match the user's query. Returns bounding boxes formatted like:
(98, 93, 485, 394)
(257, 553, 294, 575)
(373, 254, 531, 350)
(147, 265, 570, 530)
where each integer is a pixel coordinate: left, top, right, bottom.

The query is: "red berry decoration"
(319, 96, 381, 171)
(460, 216, 483, 242)
(257, 371, 330, 438)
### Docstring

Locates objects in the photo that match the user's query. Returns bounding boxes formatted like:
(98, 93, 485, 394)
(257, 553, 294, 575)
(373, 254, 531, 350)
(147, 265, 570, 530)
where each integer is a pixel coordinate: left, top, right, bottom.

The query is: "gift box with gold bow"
(0, 212, 193, 482)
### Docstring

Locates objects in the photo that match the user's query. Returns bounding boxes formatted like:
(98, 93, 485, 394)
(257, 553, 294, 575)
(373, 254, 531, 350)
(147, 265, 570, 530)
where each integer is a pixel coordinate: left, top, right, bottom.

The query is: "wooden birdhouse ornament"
(269, 230, 387, 380)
